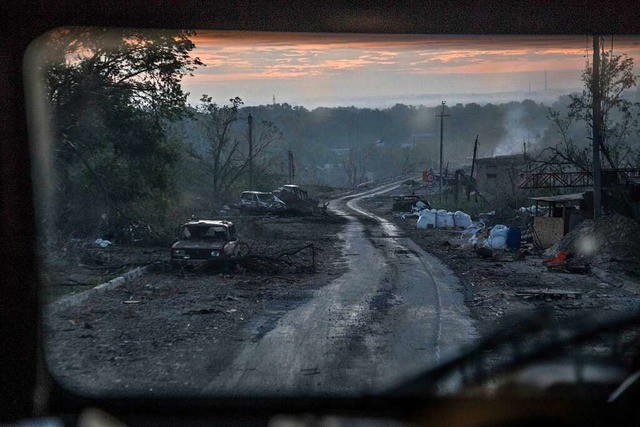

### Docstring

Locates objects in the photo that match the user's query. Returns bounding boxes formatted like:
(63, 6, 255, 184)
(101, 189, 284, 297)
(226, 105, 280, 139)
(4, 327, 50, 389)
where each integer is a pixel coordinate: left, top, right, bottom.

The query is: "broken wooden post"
(468, 135, 478, 202)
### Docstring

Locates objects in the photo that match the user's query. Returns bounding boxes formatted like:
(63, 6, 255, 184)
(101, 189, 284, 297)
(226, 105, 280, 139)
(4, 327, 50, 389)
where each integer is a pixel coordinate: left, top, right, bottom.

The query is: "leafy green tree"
(44, 28, 202, 240)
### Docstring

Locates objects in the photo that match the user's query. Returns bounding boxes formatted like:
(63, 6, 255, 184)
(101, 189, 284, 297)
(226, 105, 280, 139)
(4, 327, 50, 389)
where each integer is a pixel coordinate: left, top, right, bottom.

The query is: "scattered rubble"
(358, 195, 640, 339)
(544, 213, 640, 278)
(391, 195, 430, 213)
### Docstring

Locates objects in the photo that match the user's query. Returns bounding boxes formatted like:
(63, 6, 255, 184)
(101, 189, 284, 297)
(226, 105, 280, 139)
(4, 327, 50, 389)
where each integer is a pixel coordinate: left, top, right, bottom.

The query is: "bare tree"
(536, 37, 639, 171)
(195, 95, 283, 201)
(342, 148, 359, 189)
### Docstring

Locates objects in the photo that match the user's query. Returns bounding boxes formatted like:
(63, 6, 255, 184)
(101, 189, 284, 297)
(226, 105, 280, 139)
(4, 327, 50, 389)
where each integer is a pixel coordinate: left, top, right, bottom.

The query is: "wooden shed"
(528, 192, 585, 248)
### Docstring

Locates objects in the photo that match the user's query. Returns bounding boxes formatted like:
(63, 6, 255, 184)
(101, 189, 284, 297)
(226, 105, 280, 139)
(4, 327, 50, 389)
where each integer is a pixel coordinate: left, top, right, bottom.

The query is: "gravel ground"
(45, 213, 348, 395)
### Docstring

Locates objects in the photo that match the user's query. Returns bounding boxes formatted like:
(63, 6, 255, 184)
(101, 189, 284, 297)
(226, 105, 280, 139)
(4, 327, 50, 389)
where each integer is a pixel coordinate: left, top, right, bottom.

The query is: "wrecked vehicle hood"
(171, 240, 226, 250)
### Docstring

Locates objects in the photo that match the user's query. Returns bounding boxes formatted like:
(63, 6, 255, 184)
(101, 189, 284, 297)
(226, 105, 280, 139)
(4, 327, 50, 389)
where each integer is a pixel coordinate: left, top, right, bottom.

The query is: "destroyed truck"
(273, 184, 318, 216)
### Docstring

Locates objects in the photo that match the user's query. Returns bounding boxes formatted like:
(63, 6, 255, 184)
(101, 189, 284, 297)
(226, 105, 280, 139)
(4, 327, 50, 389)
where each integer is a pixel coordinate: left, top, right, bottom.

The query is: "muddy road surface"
(46, 182, 477, 397)
(204, 183, 477, 396)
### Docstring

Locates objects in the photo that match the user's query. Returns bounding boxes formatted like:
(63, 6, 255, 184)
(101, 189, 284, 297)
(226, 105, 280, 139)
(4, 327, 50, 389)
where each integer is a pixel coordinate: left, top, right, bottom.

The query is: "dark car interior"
(3, 1, 640, 426)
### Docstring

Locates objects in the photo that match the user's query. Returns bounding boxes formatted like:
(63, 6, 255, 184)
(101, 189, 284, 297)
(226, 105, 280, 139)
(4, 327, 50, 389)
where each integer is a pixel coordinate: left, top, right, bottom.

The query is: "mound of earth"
(545, 213, 640, 278)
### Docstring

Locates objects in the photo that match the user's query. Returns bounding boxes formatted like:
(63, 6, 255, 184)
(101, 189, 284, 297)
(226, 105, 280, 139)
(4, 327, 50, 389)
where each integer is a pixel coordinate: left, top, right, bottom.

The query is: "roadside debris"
(392, 195, 430, 213)
(543, 251, 567, 267)
(516, 289, 582, 300)
(236, 243, 317, 274)
(93, 238, 112, 248)
(543, 251, 591, 274)
(358, 193, 640, 346)
(544, 213, 640, 277)
(484, 224, 509, 250)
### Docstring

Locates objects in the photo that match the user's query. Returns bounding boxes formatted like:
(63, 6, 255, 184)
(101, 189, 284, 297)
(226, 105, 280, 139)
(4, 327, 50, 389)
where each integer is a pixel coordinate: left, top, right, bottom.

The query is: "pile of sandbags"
(484, 224, 509, 249)
(417, 209, 437, 229)
(416, 209, 473, 229)
(458, 222, 522, 251)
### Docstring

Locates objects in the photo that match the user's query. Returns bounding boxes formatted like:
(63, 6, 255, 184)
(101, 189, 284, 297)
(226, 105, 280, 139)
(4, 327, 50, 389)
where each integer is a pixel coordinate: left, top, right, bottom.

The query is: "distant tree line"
(172, 98, 577, 188)
(40, 29, 640, 244)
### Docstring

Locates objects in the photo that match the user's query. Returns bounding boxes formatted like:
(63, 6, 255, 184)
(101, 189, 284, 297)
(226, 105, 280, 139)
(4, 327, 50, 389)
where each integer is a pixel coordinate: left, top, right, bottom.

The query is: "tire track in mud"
(202, 182, 476, 396)
(343, 187, 446, 376)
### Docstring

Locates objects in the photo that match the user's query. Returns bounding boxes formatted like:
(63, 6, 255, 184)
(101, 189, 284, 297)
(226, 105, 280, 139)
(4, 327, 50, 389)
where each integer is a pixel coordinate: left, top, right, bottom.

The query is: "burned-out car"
(170, 219, 241, 266)
(239, 191, 285, 213)
(273, 184, 318, 215)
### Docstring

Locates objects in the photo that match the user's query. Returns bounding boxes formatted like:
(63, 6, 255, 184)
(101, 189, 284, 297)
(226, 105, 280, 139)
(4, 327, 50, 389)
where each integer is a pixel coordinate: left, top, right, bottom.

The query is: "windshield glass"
(181, 225, 228, 240)
(25, 29, 640, 399)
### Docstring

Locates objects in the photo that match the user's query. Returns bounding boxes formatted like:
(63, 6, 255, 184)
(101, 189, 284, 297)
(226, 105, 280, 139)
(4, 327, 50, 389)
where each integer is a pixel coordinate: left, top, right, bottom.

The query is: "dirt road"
(203, 182, 477, 396)
(46, 182, 477, 396)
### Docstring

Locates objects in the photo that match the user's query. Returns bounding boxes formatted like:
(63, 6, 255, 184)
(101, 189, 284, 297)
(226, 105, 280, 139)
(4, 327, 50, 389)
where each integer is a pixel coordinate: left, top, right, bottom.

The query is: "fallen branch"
(239, 243, 316, 274)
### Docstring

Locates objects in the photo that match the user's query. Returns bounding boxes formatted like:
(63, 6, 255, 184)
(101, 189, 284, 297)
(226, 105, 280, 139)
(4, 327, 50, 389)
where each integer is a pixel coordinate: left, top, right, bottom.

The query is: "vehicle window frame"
(6, 1, 640, 424)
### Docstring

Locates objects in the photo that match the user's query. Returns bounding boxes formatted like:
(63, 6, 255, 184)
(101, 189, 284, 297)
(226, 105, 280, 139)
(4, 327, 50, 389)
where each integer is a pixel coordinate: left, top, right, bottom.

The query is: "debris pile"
(544, 214, 640, 276)
(391, 195, 430, 214)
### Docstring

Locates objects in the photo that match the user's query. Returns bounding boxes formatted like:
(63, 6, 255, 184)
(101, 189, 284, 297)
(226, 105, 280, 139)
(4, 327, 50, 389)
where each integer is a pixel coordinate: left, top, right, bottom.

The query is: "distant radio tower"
(273, 94, 276, 105)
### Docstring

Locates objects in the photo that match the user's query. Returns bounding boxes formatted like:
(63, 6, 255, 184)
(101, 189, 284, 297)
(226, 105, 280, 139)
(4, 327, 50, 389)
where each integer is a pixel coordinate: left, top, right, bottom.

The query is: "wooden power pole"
(468, 135, 478, 201)
(288, 150, 295, 183)
(248, 114, 253, 189)
(437, 101, 450, 203)
(592, 36, 603, 218)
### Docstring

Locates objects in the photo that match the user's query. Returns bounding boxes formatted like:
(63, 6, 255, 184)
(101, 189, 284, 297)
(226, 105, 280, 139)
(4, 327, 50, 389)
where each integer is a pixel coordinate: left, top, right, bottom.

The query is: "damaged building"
(474, 154, 529, 205)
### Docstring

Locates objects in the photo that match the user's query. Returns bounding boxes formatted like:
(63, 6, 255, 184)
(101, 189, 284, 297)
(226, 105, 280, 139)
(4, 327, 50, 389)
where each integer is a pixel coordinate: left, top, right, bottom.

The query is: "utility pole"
(592, 36, 603, 218)
(248, 114, 253, 189)
(468, 135, 478, 202)
(437, 101, 450, 203)
(288, 150, 295, 183)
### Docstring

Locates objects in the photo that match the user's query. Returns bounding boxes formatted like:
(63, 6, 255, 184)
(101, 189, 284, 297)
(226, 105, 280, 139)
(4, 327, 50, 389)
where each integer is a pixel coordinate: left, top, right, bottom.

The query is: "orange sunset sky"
(181, 32, 640, 108)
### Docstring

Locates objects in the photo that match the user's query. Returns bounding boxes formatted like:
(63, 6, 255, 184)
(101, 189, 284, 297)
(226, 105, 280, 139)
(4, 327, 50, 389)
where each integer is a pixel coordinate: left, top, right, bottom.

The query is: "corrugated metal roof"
(528, 192, 586, 203)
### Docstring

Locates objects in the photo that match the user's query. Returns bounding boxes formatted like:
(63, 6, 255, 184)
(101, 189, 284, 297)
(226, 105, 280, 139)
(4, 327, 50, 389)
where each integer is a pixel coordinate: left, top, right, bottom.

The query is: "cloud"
(182, 32, 640, 105)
